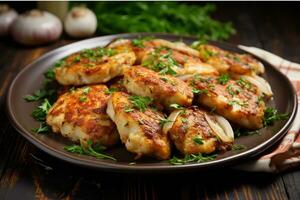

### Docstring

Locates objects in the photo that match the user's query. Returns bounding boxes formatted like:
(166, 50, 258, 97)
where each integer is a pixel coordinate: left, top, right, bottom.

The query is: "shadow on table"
(3, 147, 285, 200)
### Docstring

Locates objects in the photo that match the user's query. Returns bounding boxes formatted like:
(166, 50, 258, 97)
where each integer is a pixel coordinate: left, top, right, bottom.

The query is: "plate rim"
(6, 32, 298, 173)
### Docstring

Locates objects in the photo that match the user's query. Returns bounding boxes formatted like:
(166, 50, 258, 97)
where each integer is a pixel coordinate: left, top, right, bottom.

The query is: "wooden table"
(1, 3, 300, 200)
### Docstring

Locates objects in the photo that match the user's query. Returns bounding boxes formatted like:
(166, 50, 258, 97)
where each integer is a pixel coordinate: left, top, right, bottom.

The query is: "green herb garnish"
(193, 137, 204, 145)
(31, 99, 51, 121)
(181, 118, 188, 123)
(82, 87, 90, 94)
(217, 74, 230, 85)
(79, 47, 116, 63)
(159, 118, 173, 127)
(64, 139, 116, 161)
(169, 153, 217, 165)
(160, 77, 168, 82)
(129, 95, 153, 112)
(226, 84, 239, 97)
(142, 49, 178, 76)
(44, 59, 65, 80)
(202, 49, 215, 60)
(192, 88, 208, 95)
(232, 144, 247, 151)
(228, 100, 248, 107)
(263, 107, 289, 127)
(54, 60, 65, 68)
(32, 122, 51, 134)
(124, 107, 134, 113)
(236, 77, 252, 89)
(73, 56, 81, 63)
(24, 89, 48, 102)
(44, 69, 56, 80)
(104, 88, 119, 95)
(256, 96, 264, 105)
(169, 103, 184, 110)
(79, 96, 87, 102)
(69, 87, 76, 93)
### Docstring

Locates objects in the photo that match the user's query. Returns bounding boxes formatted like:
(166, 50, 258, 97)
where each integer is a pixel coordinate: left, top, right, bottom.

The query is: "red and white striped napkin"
(235, 45, 300, 172)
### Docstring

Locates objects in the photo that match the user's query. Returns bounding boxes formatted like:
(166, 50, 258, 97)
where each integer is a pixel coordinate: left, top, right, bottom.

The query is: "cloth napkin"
(235, 45, 300, 172)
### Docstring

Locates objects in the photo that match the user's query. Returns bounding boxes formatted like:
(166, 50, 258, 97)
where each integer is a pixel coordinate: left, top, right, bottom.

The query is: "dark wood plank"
(247, 4, 300, 200)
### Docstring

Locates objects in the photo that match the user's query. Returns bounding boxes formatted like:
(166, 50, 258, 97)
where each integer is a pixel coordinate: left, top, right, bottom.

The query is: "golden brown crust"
(55, 47, 136, 85)
(108, 92, 171, 159)
(197, 44, 264, 75)
(47, 85, 119, 146)
(169, 107, 232, 155)
(124, 66, 193, 107)
(189, 75, 265, 129)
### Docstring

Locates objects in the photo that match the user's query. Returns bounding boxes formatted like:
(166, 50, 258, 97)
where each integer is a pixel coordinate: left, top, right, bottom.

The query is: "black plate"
(6, 33, 298, 173)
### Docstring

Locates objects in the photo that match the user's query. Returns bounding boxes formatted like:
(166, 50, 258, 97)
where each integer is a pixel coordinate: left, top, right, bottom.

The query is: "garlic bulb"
(11, 9, 62, 46)
(0, 4, 18, 36)
(64, 7, 97, 38)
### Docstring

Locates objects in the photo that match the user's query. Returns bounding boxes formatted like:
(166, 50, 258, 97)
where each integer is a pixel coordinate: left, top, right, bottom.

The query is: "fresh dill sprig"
(169, 153, 217, 165)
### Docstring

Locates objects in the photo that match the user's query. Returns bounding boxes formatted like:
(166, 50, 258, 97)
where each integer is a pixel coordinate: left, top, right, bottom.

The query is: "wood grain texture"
(0, 3, 299, 200)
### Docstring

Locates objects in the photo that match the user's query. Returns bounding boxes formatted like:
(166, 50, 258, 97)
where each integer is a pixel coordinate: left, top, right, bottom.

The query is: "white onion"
(242, 75, 273, 97)
(0, 4, 18, 36)
(205, 114, 234, 143)
(152, 39, 200, 57)
(179, 63, 218, 76)
(177, 74, 194, 81)
(11, 9, 62, 46)
(162, 110, 181, 134)
(107, 39, 131, 48)
(64, 7, 97, 38)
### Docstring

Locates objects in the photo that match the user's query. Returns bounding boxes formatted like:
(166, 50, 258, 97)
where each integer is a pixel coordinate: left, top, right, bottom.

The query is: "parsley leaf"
(142, 48, 178, 76)
(217, 74, 230, 85)
(64, 139, 116, 161)
(82, 87, 90, 94)
(193, 137, 204, 145)
(24, 89, 48, 102)
(79, 96, 87, 102)
(129, 95, 153, 112)
(32, 122, 51, 134)
(105, 88, 119, 95)
(169, 103, 184, 110)
(31, 99, 51, 121)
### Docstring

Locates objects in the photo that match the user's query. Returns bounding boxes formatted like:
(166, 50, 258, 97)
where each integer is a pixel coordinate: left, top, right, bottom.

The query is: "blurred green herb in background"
(74, 2, 235, 41)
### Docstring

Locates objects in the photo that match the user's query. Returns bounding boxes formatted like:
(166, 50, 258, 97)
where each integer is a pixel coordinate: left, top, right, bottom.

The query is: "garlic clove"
(11, 9, 62, 46)
(64, 7, 97, 38)
(0, 4, 18, 36)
